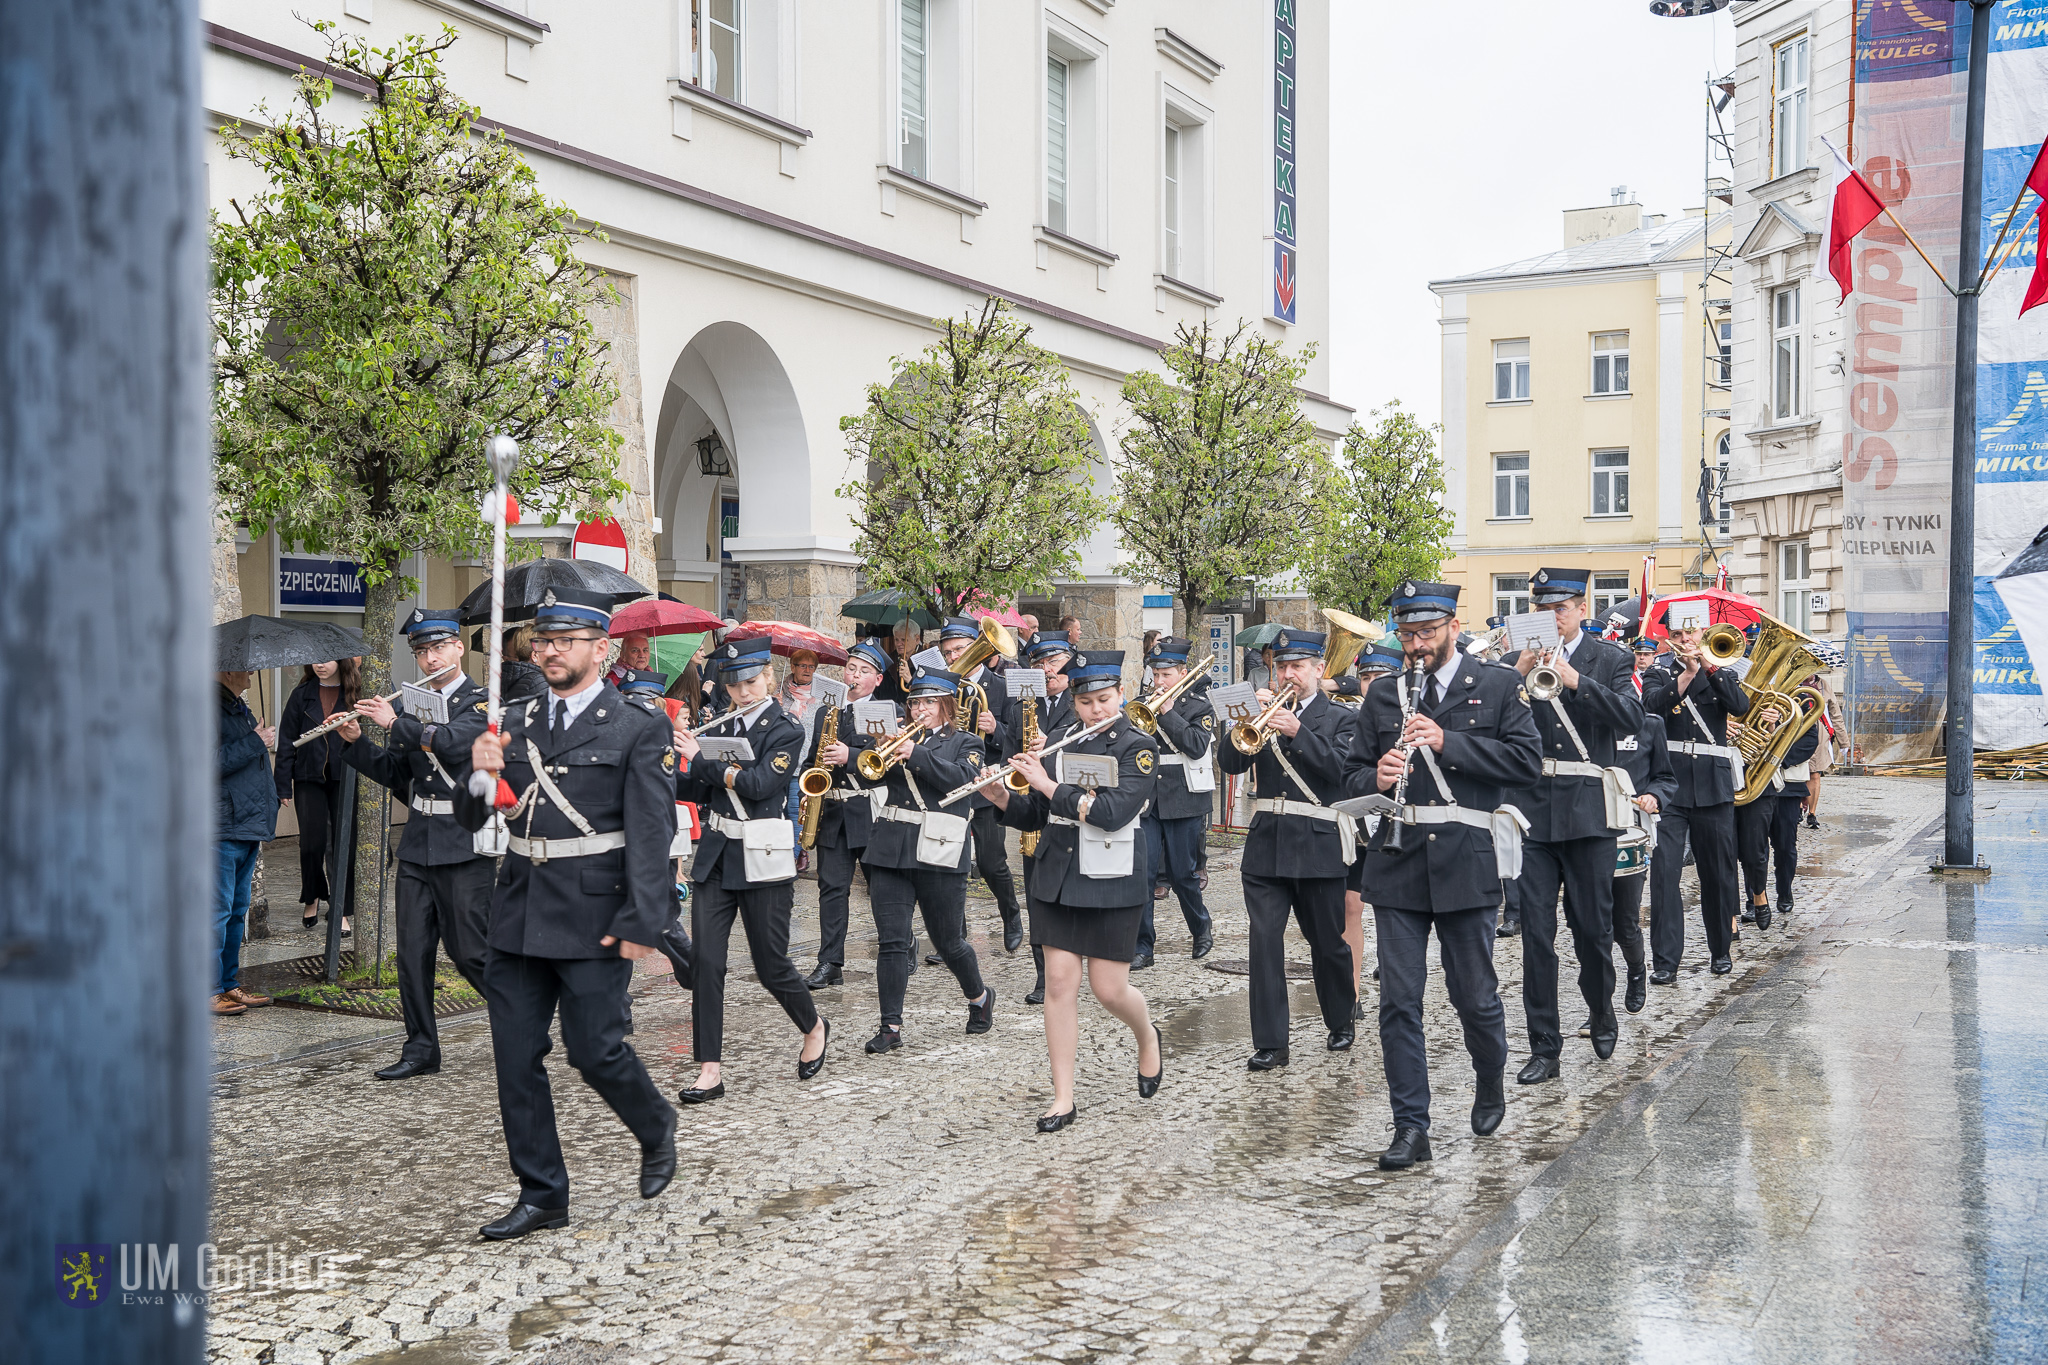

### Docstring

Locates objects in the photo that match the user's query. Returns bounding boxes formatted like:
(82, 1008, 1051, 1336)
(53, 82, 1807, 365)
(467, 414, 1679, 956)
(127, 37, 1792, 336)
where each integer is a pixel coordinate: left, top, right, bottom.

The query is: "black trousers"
(969, 805, 1022, 923)
(1241, 872, 1353, 1050)
(1139, 813, 1211, 955)
(393, 857, 495, 1064)
(1500, 864, 1524, 925)
(868, 864, 984, 1028)
(1650, 802, 1737, 972)
(1768, 784, 1805, 901)
(1611, 869, 1646, 974)
(482, 948, 674, 1209)
(690, 880, 818, 1063)
(1375, 904, 1507, 1133)
(813, 832, 861, 968)
(1736, 791, 1777, 905)
(292, 776, 345, 907)
(1518, 835, 1618, 1057)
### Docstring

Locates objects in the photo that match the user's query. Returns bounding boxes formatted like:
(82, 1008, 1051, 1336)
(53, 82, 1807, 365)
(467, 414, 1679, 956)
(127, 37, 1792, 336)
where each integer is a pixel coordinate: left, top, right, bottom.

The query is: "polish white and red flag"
(1822, 137, 1885, 301)
(2016, 138, 2048, 316)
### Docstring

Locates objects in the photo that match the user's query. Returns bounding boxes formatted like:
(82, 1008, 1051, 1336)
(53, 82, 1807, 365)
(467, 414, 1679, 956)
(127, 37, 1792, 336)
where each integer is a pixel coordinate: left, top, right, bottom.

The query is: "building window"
(1591, 332, 1629, 395)
(1716, 318, 1732, 387)
(1494, 340, 1530, 401)
(1591, 449, 1630, 515)
(1494, 575, 1531, 619)
(690, 0, 742, 103)
(1046, 55, 1070, 234)
(1159, 91, 1214, 287)
(1162, 122, 1182, 277)
(1593, 574, 1633, 616)
(1779, 540, 1811, 633)
(1493, 452, 1530, 519)
(1773, 35, 1810, 179)
(899, 0, 928, 179)
(1717, 433, 1733, 538)
(1772, 283, 1803, 420)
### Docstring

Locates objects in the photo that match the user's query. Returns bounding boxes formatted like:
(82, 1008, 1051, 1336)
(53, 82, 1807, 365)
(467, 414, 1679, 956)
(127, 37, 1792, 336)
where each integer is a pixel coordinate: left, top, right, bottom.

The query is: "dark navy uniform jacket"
(1502, 634, 1643, 842)
(1614, 711, 1679, 813)
(1343, 661, 1542, 915)
(451, 683, 677, 958)
(997, 716, 1158, 908)
(1217, 691, 1354, 881)
(996, 687, 1075, 761)
(674, 700, 806, 890)
(798, 703, 882, 851)
(860, 727, 984, 874)
(959, 664, 1008, 811)
(1641, 663, 1753, 807)
(1146, 690, 1216, 823)
(345, 675, 492, 867)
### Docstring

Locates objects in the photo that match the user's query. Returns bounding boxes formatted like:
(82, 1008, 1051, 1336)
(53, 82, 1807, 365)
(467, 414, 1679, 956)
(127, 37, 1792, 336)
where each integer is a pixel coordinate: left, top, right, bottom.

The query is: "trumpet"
(1229, 608, 1375, 753)
(1527, 651, 1564, 702)
(855, 721, 928, 781)
(1229, 685, 1300, 754)
(1125, 653, 1215, 734)
(292, 662, 463, 747)
(798, 706, 839, 848)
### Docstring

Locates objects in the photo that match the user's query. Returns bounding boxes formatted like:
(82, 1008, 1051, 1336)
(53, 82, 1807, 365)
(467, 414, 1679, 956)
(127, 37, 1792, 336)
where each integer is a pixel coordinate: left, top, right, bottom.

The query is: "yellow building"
(1430, 201, 1731, 624)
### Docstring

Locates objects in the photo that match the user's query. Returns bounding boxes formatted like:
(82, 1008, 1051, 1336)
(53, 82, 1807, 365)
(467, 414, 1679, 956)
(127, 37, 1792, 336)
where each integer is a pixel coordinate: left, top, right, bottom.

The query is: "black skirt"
(1030, 897, 1143, 962)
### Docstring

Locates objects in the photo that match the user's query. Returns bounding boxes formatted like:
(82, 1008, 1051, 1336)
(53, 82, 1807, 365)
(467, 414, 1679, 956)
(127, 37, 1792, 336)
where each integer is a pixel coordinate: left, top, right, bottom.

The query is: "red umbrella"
(1643, 589, 1764, 639)
(953, 592, 1031, 629)
(725, 619, 850, 665)
(608, 598, 724, 637)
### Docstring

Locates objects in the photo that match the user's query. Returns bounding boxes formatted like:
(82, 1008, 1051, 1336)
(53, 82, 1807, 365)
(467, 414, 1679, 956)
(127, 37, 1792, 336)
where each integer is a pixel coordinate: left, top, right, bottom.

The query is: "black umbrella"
(840, 588, 940, 630)
(1598, 598, 1644, 639)
(215, 615, 365, 671)
(457, 557, 651, 625)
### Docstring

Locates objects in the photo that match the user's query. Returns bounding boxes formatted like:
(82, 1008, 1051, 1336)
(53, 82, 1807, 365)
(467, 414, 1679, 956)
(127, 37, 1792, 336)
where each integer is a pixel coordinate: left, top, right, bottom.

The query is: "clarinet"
(1383, 664, 1425, 853)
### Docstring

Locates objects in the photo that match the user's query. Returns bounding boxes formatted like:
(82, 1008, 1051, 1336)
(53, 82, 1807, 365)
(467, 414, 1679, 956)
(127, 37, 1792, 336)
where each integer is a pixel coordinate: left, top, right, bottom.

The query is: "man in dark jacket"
(1608, 637, 1678, 1014)
(1135, 636, 1215, 966)
(340, 609, 493, 1080)
(214, 669, 278, 1017)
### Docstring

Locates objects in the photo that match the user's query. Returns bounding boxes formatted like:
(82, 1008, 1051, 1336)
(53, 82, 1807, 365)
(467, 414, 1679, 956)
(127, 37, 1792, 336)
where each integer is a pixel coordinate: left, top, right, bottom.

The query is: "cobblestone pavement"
(206, 780, 1936, 1365)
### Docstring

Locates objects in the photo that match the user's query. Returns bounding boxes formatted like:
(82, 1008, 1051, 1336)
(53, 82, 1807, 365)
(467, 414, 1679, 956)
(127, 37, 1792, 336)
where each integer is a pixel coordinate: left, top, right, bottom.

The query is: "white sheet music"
(1506, 610, 1560, 654)
(852, 701, 901, 738)
(1207, 681, 1262, 729)
(812, 676, 848, 709)
(400, 680, 450, 724)
(1004, 667, 1048, 698)
(1057, 753, 1120, 788)
(911, 646, 948, 671)
(695, 737, 756, 762)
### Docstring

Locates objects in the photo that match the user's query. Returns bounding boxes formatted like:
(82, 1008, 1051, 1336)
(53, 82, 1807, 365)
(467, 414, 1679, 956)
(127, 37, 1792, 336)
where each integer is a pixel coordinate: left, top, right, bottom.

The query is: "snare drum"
(1614, 826, 1650, 878)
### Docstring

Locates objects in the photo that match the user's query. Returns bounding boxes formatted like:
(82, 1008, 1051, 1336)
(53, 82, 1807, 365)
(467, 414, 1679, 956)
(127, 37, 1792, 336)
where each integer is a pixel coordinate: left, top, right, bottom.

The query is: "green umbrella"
(1232, 622, 1291, 648)
(651, 631, 707, 686)
(841, 588, 940, 630)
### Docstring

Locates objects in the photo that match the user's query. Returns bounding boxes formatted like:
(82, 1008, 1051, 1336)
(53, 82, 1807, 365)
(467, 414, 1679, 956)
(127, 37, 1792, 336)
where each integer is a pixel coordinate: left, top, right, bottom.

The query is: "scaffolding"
(1685, 70, 1739, 590)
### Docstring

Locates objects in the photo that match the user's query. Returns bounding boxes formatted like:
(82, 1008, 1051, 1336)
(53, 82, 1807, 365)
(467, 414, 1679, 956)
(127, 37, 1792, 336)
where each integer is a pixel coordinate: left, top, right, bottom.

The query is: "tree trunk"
(351, 569, 405, 973)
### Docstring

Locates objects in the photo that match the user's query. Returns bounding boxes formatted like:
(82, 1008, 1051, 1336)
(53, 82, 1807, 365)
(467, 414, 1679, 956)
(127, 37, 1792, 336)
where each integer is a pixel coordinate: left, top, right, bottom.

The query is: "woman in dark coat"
(275, 657, 360, 933)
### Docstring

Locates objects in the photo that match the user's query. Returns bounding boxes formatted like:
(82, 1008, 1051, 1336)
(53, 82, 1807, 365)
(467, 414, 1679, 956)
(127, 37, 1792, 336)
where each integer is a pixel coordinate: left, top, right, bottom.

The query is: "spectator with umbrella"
(274, 656, 363, 935)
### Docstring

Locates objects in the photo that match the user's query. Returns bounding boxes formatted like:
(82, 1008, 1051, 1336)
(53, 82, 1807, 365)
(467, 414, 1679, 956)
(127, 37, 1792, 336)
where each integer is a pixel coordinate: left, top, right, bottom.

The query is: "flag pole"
(1979, 182, 2030, 279)
(1877, 201, 1957, 295)
(1979, 200, 2036, 291)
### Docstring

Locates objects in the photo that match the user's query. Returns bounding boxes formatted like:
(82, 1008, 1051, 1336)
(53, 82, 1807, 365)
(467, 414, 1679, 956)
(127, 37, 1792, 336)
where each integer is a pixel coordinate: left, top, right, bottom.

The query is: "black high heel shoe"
(1138, 1022, 1163, 1099)
(1035, 1106, 1078, 1133)
(302, 905, 318, 930)
(797, 1019, 830, 1081)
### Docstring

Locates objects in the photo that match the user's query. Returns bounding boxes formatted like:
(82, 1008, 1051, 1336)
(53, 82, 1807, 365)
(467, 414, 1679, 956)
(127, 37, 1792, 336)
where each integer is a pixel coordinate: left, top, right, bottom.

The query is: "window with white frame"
(1046, 55, 1070, 233)
(1717, 433, 1733, 538)
(1158, 91, 1213, 287)
(1772, 283, 1803, 420)
(1779, 540, 1812, 633)
(899, 0, 929, 178)
(1591, 332, 1629, 395)
(1593, 573, 1633, 616)
(1493, 453, 1530, 519)
(886, 0, 969, 194)
(1494, 575, 1532, 619)
(1591, 449, 1630, 516)
(1041, 21, 1104, 245)
(689, 0, 742, 103)
(1716, 317, 1732, 387)
(1494, 340, 1530, 401)
(1162, 123, 1182, 276)
(1773, 35, 1810, 179)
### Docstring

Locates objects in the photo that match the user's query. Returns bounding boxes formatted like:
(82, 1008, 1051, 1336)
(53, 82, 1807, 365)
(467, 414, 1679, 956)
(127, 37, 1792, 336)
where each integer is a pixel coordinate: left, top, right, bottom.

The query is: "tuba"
(1230, 609, 1373, 752)
(952, 616, 1020, 734)
(1730, 613, 1829, 806)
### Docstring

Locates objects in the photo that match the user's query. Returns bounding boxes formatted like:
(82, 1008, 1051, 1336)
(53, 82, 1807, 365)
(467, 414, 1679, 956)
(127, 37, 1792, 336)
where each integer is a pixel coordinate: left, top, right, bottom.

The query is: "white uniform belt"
(1394, 805, 1495, 831)
(409, 795, 453, 815)
(1251, 798, 1346, 823)
(1671, 741, 1735, 759)
(823, 788, 865, 801)
(1046, 814, 1079, 827)
(1156, 753, 1186, 767)
(1540, 759, 1604, 779)
(873, 805, 931, 826)
(507, 830, 626, 862)
(707, 811, 791, 838)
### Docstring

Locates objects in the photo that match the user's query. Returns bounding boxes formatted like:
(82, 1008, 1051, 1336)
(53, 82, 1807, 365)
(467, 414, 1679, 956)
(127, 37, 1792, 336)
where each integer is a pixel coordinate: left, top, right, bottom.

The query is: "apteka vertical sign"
(1271, 0, 1299, 325)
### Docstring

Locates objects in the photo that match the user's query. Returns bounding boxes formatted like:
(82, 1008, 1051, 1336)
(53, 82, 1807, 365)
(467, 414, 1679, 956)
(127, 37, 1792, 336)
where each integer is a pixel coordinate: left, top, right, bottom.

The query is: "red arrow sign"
(1274, 249, 1297, 315)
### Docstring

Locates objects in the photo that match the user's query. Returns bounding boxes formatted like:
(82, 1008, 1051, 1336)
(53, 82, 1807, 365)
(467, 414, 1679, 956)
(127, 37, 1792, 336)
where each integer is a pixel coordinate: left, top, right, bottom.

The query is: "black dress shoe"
(1351, 998, 1366, 1022)
(375, 1058, 440, 1081)
(1248, 1047, 1290, 1071)
(1378, 1126, 1433, 1170)
(1625, 968, 1647, 1014)
(677, 1081, 725, 1104)
(1025, 982, 1045, 1006)
(1591, 1016, 1618, 1060)
(1516, 1056, 1559, 1085)
(1003, 916, 1023, 954)
(1191, 934, 1214, 960)
(966, 988, 995, 1035)
(865, 1026, 902, 1054)
(639, 1116, 677, 1199)
(1036, 1107, 1078, 1133)
(1138, 1023, 1164, 1099)
(1778, 895, 1794, 915)
(1711, 956, 1733, 975)
(1756, 903, 1774, 931)
(804, 962, 843, 990)
(1650, 969, 1677, 985)
(1497, 918, 1521, 939)
(1153, 883, 1169, 900)
(796, 1018, 831, 1081)
(1130, 952, 1155, 971)
(1740, 910, 1757, 925)
(1576, 1018, 1592, 1038)
(480, 1203, 568, 1240)
(1472, 1072, 1506, 1136)
(1327, 1028, 1354, 1052)
(924, 952, 944, 967)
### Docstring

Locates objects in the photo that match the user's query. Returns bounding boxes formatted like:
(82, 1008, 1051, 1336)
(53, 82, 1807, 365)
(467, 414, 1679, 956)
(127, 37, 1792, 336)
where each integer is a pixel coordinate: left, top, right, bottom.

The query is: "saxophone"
(797, 706, 838, 849)
(1018, 693, 1042, 857)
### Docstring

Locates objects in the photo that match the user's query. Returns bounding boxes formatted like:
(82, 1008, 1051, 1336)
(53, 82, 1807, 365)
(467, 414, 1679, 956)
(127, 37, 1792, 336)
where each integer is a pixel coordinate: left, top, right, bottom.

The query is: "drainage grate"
(241, 952, 484, 1021)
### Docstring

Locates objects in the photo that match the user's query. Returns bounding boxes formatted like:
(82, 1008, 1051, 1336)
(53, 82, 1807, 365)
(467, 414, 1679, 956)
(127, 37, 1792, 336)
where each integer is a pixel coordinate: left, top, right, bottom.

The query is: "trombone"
(1125, 653, 1215, 734)
(855, 722, 929, 781)
(1229, 609, 1373, 754)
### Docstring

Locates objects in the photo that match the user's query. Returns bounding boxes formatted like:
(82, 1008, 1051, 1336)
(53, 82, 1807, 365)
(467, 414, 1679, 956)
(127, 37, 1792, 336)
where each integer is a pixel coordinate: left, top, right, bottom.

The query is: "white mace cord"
(471, 434, 522, 801)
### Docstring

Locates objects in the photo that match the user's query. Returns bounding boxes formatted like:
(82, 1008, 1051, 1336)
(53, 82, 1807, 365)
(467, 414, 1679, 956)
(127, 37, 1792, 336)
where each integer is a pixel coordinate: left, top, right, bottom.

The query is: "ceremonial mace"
(470, 434, 523, 811)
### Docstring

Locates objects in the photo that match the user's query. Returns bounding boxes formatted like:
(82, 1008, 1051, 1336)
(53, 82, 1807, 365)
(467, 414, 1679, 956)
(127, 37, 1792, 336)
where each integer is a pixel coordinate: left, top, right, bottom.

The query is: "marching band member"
(1344, 643, 1407, 1010)
(1642, 621, 1753, 980)
(454, 587, 680, 1238)
(799, 639, 888, 989)
(1216, 628, 1358, 1072)
(987, 650, 1163, 1131)
(938, 617, 1025, 954)
(1501, 569, 1642, 1083)
(616, 669, 694, 990)
(1605, 637, 1676, 1016)
(1737, 719, 1817, 931)
(1347, 580, 1541, 1170)
(858, 665, 995, 1054)
(672, 635, 830, 1104)
(1134, 636, 1215, 968)
(999, 631, 1077, 1005)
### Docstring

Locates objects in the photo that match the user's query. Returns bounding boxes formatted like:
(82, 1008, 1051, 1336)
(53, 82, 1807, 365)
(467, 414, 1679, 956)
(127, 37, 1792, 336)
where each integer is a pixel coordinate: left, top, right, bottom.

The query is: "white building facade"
(202, 0, 1343, 647)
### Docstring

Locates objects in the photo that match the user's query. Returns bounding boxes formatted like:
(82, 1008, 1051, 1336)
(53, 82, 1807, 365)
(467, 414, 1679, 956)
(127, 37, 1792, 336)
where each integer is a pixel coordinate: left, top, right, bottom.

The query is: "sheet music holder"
(695, 737, 756, 762)
(400, 680, 450, 724)
(1004, 667, 1048, 698)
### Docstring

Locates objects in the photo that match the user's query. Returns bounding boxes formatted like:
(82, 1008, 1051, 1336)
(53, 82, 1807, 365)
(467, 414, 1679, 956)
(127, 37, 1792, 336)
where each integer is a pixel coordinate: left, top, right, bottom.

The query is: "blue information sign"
(278, 556, 366, 609)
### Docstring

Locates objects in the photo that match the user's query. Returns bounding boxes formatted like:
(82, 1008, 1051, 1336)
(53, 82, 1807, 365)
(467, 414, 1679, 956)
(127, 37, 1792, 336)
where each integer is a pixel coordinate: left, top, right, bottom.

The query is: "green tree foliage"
(838, 298, 1108, 621)
(1111, 321, 1328, 627)
(1298, 401, 1455, 619)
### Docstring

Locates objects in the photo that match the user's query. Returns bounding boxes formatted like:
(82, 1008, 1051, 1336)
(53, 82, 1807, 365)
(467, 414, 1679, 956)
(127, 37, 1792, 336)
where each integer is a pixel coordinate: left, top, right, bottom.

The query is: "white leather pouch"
(1491, 805, 1531, 880)
(1600, 766, 1638, 832)
(474, 812, 510, 858)
(1183, 751, 1216, 794)
(1077, 814, 1141, 879)
(740, 817, 796, 882)
(914, 810, 970, 868)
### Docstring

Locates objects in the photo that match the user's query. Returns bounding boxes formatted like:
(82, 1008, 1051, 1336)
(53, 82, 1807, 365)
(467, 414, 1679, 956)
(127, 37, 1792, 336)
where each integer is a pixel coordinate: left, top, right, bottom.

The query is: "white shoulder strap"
(523, 739, 598, 837)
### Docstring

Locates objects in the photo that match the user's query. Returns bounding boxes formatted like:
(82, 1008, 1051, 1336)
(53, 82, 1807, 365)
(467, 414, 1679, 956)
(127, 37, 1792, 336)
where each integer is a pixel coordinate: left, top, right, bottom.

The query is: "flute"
(938, 711, 1122, 806)
(292, 662, 463, 747)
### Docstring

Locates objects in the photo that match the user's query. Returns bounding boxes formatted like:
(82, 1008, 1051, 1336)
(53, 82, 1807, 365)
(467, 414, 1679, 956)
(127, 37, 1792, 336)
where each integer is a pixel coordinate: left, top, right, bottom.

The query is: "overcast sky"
(1326, 0, 1739, 430)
